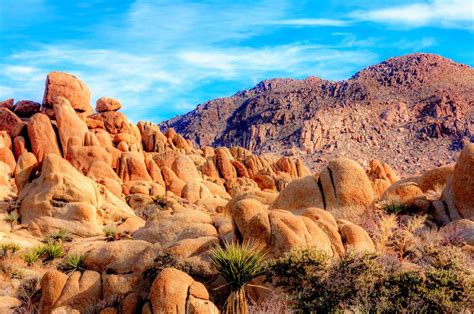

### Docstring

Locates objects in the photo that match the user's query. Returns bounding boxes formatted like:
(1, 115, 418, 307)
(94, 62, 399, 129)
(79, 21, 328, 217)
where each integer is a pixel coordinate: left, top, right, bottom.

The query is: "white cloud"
(351, 0, 473, 30)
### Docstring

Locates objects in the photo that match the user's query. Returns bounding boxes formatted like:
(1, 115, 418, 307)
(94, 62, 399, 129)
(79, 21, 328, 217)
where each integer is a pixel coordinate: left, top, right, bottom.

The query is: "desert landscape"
(0, 53, 472, 313)
(1, 0, 474, 312)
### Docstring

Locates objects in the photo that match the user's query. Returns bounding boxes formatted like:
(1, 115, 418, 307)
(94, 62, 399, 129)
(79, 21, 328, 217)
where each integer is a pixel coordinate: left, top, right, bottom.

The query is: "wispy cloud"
(271, 18, 350, 27)
(351, 0, 473, 30)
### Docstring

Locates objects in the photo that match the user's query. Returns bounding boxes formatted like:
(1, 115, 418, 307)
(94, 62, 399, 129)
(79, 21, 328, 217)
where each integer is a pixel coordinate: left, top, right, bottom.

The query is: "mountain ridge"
(161, 53, 474, 174)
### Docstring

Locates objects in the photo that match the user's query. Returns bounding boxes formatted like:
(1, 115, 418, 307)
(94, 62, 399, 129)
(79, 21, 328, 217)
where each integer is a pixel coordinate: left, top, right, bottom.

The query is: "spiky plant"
(382, 201, 407, 215)
(1, 242, 21, 257)
(59, 254, 85, 273)
(44, 228, 73, 244)
(21, 251, 40, 266)
(103, 226, 117, 241)
(41, 242, 65, 262)
(211, 241, 267, 314)
(4, 211, 19, 225)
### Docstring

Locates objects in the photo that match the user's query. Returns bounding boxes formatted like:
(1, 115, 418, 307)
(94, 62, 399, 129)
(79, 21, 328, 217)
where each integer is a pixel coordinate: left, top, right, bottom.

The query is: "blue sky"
(1, 0, 473, 122)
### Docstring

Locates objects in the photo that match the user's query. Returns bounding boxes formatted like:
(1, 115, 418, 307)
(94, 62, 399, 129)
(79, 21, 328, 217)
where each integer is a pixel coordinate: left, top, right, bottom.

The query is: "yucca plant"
(21, 251, 40, 266)
(103, 226, 117, 241)
(44, 228, 73, 244)
(4, 211, 19, 225)
(59, 254, 85, 273)
(211, 241, 267, 314)
(41, 242, 65, 262)
(1, 242, 21, 257)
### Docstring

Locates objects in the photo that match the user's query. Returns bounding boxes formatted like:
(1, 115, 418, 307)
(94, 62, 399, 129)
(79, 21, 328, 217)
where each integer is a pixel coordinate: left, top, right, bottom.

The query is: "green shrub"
(15, 277, 40, 313)
(266, 247, 473, 313)
(44, 228, 73, 244)
(383, 201, 408, 214)
(0, 242, 21, 257)
(42, 242, 65, 262)
(4, 211, 19, 224)
(103, 226, 117, 241)
(211, 241, 266, 314)
(21, 251, 40, 266)
(22, 242, 64, 265)
(59, 254, 85, 273)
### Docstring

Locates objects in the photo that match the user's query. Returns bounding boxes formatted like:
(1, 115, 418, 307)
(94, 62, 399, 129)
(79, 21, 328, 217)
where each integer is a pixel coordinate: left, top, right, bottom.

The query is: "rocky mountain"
(162, 53, 474, 175)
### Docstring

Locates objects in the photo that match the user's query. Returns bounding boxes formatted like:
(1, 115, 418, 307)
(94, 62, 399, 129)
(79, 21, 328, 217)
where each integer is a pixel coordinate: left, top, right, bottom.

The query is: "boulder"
(0, 108, 26, 137)
(418, 164, 454, 192)
(172, 155, 201, 183)
(150, 268, 218, 314)
(117, 151, 152, 182)
(269, 209, 333, 258)
(28, 113, 62, 162)
(54, 270, 102, 312)
(89, 111, 131, 134)
(14, 152, 38, 192)
(337, 219, 375, 253)
(83, 240, 152, 274)
(381, 181, 424, 205)
(13, 100, 41, 117)
(270, 175, 324, 211)
(96, 97, 122, 112)
(43, 71, 92, 113)
(0, 98, 14, 110)
(231, 198, 271, 245)
(133, 207, 216, 247)
(452, 144, 474, 219)
(319, 158, 374, 219)
(18, 154, 134, 236)
(39, 270, 69, 314)
(53, 97, 89, 155)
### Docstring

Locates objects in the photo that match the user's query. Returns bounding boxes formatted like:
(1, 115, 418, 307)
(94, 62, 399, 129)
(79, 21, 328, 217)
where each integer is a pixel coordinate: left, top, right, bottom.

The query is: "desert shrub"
(4, 211, 19, 224)
(44, 228, 72, 244)
(21, 251, 40, 266)
(247, 297, 292, 314)
(382, 201, 408, 214)
(0, 242, 21, 257)
(14, 277, 41, 314)
(103, 226, 117, 241)
(266, 246, 473, 313)
(41, 242, 65, 262)
(59, 254, 85, 273)
(211, 241, 267, 314)
(135, 196, 169, 220)
(22, 242, 64, 265)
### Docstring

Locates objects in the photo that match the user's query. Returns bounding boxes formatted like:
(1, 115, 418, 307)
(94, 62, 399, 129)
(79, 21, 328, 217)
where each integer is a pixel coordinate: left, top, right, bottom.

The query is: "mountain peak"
(161, 54, 473, 174)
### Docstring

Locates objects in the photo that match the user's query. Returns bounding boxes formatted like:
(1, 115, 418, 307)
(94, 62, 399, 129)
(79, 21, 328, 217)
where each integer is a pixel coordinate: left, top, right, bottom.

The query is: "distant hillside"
(162, 53, 474, 174)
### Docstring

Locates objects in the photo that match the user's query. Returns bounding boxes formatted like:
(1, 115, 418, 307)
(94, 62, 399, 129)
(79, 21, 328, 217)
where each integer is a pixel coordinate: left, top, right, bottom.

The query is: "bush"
(41, 242, 65, 262)
(59, 254, 85, 273)
(0, 242, 21, 257)
(4, 211, 19, 224)
(382, 201, 408, 214)
(44, 228, 72, 244)
(15, 277, 40, 313)
(21, 251, 40, 266)
(211, 241, 267, 314)
(266, 247, 473, 313)
(22, 242, 64, 265)
(103, 226, 117, 241)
